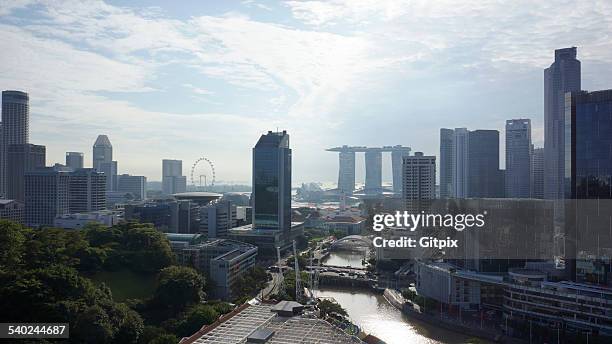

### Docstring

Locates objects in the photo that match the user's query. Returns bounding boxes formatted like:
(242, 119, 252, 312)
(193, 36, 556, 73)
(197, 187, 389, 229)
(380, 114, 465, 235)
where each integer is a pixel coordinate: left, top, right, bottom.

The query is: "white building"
(200, 200, 237, 238)
(54, 210, 122, 229)
(162, 159, 186, 195)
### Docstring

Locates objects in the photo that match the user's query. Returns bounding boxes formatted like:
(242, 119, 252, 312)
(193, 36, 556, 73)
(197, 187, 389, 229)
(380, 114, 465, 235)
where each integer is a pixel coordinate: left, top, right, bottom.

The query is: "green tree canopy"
(153, 266, 205, 311)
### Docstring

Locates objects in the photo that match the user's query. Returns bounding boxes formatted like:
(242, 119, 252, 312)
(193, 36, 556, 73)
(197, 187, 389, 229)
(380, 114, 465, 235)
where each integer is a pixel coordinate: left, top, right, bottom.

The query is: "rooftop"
(181, 302, 362, 344)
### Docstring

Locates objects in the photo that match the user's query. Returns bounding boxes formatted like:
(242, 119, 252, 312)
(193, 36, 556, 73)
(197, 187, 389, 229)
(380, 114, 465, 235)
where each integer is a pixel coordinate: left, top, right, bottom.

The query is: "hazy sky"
(2, 0, 612, 184)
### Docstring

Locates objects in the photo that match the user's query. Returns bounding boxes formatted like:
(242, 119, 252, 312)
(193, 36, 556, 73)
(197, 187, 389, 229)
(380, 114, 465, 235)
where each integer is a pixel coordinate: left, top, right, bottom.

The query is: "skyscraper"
(564, 89, 612, 283)
(117, 174, 147, 200)
(468, 130, 503, 198)
(162, 159, 187, 195)
(6, 144, 45, 202)
(65, 152, 84, 169)
(505, 119, 532, 198)
(453, 128, 469, 198)
(1, 90, 29, 197)
(92, 135, 117, 191)
(439, 128, 455, 198)
(25, 166, 71, 227)
(337, 149, 356, 194)
(391, 146, 411, 194)
(531, 147, 544, 199)
(544, 47, 581, 199)
(364, 148, 382, 194)
(68, 168, 106, 213)
(252, 130, 291, 231)
(402, 152, 436, 211)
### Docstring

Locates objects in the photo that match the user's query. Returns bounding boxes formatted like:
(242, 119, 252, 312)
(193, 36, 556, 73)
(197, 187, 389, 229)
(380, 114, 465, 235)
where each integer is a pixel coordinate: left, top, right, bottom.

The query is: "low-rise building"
(227, 222, 304, 256)
(0, 199, 25, 224)
(416, 261, 481, 310)
(179, 301, 363, 344)
(54, 210, 122, 229)
(168, 236, 257, 300)
(322, 215, 365, 236)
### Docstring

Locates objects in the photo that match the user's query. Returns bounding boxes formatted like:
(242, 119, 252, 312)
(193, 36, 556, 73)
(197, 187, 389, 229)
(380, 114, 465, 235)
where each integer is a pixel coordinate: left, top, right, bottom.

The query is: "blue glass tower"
(252, 130, 291, 231)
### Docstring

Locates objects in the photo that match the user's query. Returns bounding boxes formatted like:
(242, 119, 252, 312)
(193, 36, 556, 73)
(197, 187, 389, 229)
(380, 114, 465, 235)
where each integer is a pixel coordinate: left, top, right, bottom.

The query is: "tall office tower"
(252, 130, 291, 231)
(531, 147, 544, 199)
(364, 148, 383, 194)
(439, 128, 455, 198)
(391, 146, 411, 194)
(505, 119, 532, 198)
(468, 130, 503, 198)
(117, 174, 147, 200)
(402, 152, 436, 211)
(68, 168, 106, 213)
(6, 144, 45, 202)
(162, 159, 187, 194)
(337, 149, 355, 194)
(564, 90, 612, 283)
(92, 135, 117, 191)
(453, 128, 469, 198)
(1, 90, 29, 196)
(544, 47, 581, 199)
(65, 152, 84, 169)
(24, 166, 71, 227)
(200, 200, 237, 238)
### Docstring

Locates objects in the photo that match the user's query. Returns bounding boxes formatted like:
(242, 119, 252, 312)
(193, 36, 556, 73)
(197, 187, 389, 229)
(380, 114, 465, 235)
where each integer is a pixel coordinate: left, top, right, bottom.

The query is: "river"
(319, 251, 480, 344)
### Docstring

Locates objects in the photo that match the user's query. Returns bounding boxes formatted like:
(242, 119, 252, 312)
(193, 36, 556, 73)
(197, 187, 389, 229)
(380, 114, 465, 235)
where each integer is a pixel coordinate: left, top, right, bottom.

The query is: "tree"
(153, 266, 205, 311)
(318, 299, 348, 317)
(0, 220, 26, 269)
(174, 305, 219, 337)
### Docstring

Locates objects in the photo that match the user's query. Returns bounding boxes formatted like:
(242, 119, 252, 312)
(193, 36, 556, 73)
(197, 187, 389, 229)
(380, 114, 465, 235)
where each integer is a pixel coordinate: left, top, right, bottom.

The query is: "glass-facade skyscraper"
(1, 90, 30, 197)
(468, 130, 503, 198)
(505, 119, 532, 198)
(565, 90, 612, 199)
(544, 47, 581, 199)
(252, 130, 291, 232)
(564, 89, 612, 284)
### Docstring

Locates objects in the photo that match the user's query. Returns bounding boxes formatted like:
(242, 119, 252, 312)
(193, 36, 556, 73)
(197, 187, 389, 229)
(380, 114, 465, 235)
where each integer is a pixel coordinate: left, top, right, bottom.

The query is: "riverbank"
(383, 289, 526, 344)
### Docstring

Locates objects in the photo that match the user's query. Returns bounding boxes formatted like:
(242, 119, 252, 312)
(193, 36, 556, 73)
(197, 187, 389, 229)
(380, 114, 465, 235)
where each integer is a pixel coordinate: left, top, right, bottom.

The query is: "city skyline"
(2, 1, 612, 183)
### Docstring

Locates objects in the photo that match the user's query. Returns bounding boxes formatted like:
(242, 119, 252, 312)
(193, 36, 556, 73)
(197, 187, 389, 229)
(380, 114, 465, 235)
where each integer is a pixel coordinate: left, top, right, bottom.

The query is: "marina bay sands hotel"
(327, 145, 411, 195)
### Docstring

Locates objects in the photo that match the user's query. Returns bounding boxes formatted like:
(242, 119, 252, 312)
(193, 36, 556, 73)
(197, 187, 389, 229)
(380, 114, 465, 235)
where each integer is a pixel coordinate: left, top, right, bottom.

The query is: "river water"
(319, 251, 479, 344)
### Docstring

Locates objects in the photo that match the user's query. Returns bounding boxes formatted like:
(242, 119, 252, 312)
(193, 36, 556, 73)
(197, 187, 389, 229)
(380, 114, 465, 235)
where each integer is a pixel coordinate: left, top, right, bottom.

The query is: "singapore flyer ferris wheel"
(190, 157, 216, 189)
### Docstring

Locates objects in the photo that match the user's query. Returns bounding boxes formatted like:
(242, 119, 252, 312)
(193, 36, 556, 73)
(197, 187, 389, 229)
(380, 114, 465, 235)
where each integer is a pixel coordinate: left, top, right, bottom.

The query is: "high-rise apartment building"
(544, 47, 581, 199)
(1, 90, 29, 197)
(402, 152, 436, 210)
(162, 159, 187, 195)
(92, 135, 117, 191)
(68, 168, 106, 213)
(117, 174, 147, 200)
(200, 200, 237, 238)
(531, 147, 544, 199)
(468, 130, 503, 198)
(6, 144, 45, 202)
(453, 128, 469, 198)
(439, 128, 455, 198)
(252, 130, 291, 231)
(25, 167, 71, 227)
(506, 119, 532, 198)
(65, 152, 84, 169)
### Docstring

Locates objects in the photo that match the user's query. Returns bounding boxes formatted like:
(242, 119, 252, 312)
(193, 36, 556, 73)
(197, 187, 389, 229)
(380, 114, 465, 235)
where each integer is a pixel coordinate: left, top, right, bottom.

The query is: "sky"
(2, 0, 612, 185)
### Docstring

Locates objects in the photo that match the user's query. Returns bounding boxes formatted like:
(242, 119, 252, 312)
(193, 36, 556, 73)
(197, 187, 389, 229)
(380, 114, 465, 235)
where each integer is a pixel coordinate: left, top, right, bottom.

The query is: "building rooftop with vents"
(180, 302, 363, 344)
